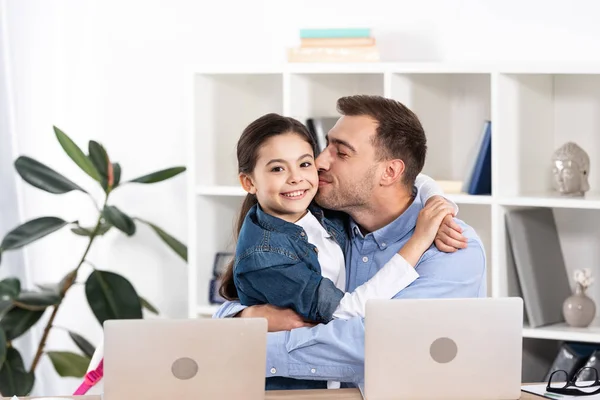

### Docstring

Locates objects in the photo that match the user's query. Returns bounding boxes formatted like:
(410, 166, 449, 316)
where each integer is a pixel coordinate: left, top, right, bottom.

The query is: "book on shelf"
(288, 27, 380, 63)
(437, 180, 464, 194)
(543, 342, 600, 383)
(462, 120, 491, 195)
(288, 46, 380, 63)
(306, 116, 338, 152)
(505, 207, 572, 328)
(300, 37, 376, 47)
(299, 28, 371, 39)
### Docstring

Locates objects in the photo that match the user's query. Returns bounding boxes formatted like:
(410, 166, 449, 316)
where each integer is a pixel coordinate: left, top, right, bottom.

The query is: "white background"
(3, 0, 600, 395)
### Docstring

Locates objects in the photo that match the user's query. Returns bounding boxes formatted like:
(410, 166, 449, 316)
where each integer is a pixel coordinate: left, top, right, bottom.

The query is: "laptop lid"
(103, 318, 267, 400)
(365, 297, 523, 400)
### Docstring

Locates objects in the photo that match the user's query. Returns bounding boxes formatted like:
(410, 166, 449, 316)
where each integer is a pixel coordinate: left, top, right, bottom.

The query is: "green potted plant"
(0, 126, 187, 396)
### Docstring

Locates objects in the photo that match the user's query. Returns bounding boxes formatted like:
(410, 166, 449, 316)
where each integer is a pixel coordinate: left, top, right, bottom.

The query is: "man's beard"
(315, 166, 377, 211)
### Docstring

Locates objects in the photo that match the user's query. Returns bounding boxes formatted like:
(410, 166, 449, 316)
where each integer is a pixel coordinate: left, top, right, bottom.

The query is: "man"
(214, 95, 486, 388)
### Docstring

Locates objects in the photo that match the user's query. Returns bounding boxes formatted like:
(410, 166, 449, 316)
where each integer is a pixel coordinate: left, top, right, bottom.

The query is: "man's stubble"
(315, 164, 377, 212)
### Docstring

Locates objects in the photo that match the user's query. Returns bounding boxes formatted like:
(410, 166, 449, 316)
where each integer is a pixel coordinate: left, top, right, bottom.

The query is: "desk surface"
(4, 389, 542, 399)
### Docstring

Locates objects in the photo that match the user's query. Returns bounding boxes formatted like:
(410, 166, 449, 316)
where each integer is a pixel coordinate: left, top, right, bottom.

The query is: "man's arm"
(213, 301, 314, 331)
(212, 300, 246, 318)
(263, 238, 486, 383)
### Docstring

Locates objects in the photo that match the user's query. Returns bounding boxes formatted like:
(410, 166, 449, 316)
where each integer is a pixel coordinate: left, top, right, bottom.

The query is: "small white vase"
(562, 283, 596, 328)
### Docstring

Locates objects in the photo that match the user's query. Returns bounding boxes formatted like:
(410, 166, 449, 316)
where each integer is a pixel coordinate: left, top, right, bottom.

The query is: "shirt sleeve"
(265, 239, 486, 383)
(414, 173, 459, 216)
(211, 300, 247, 319)
(331, 254, 418, 319)
(235, 253, 345, 323)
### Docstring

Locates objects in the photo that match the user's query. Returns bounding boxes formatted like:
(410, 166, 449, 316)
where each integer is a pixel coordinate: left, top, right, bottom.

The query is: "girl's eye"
(300, 162, 312, 168)
(337, 151, 347, 158)
(270, 166, 284, 172)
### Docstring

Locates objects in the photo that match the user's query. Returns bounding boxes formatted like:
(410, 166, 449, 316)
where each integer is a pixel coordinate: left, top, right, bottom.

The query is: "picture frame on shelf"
(209, 252, 234, 305)
(213, 252, 233, 277)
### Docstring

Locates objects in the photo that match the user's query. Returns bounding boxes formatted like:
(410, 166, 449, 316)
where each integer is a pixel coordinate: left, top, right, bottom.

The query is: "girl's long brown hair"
(218, 113, 318, 300)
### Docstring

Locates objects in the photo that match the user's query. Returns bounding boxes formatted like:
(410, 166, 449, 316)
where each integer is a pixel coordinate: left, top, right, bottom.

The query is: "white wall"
(4, 0, 600, 395)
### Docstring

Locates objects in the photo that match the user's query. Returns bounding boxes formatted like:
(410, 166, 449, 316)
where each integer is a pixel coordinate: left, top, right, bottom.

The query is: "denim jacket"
(233, 202, 349, 323)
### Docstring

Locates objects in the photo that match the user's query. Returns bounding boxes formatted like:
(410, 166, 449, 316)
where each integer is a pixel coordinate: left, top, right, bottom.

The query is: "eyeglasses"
(547, 367, 600, 396)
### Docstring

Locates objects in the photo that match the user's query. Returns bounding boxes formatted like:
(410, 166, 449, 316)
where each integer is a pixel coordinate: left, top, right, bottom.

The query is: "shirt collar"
(350, 186, 421, 249)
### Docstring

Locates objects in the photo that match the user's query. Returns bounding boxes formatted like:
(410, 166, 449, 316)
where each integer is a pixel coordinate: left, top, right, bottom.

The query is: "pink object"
(73, 358, 103, 395)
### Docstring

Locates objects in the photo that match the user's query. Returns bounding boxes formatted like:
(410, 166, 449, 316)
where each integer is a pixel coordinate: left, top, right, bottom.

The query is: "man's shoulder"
(417, 217, 486, 279)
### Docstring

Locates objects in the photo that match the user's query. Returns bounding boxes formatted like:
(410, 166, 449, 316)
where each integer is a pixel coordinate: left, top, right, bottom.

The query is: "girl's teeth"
(283, 190, 304, 197)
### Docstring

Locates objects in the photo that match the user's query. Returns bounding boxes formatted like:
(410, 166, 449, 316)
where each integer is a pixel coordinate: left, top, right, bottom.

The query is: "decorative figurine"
(551, 142, 590, 196)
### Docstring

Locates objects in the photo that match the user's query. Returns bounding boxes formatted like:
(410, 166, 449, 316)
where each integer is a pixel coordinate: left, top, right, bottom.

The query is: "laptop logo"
(171, 357, 199, 380)
(429, 337, 458, 364)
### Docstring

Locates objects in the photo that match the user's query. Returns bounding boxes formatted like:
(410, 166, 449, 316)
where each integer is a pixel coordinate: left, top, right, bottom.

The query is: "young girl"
(219, 113, 458, 326)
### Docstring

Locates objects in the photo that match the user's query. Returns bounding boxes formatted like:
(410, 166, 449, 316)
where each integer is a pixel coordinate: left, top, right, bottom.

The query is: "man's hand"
(238, 304, 315, 332)
(435, 214, 468, 253)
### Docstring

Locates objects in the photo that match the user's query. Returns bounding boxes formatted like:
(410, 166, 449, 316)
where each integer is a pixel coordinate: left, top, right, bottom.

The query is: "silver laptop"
(365, 298, 523, 400)
(103, 318, 267, 400)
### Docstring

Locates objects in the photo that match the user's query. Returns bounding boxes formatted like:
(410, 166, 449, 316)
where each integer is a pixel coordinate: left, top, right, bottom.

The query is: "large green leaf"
(0, 330, 7, 370)
(0, 307, 45, 340)
(0, 347, 34, 396)
(0, 279, 19, 317)
(0, 278, 20, 300)
(68, 331, 96, 358)
(14, 156, 86, 194)
(70, 221, 112, 237)
(54, 126, 101, 182)
(139, 296, 159, 314)
(112, 163, 122, 187)
(15, 291, 61, 308)
(46, 351, 90, 378)
(88, 141, 109, 179)
(88, 141, 115, 192)
(85, 270, 142, 325)
(127, 166, 186, 184)
(137, 219, 187, 262)
(102, 206, 135, 236)
(0, 217, 68, 253)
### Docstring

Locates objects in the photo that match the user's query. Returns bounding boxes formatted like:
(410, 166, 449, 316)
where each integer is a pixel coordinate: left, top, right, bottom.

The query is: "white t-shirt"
(295, 210, 418, 321)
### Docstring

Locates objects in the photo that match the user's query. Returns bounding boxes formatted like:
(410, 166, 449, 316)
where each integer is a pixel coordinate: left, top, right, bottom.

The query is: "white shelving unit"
(187, 62, 600, 346)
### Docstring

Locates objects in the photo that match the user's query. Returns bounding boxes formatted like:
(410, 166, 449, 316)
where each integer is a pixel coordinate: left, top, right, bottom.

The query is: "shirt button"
(300, 232, 305, 237)
(311, 368, 316, 373)
(270, 367, 277, 374)
(362, 256, 368, 263)
(314, 246, 319, 253)
(382, 242, 387, 247)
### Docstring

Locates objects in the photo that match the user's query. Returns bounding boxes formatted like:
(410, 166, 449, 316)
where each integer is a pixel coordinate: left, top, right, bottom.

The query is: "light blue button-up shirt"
(214, 187, 487, 385)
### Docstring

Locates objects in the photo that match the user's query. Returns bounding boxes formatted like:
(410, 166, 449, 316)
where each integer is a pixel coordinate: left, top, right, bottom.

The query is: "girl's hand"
(413, 197, 457, 251)
(398, 198, 456, 266)
(434, 214, 468, 253)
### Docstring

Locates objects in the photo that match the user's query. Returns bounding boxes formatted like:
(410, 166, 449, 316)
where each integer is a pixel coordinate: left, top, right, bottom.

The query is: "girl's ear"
(239, 173, 257, 194)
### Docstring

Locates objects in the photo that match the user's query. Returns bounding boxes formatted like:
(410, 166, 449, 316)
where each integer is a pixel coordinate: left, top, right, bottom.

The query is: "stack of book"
(287, 28, 380, 63)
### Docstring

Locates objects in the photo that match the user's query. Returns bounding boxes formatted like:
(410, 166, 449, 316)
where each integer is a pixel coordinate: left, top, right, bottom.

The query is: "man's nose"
(316, 149, 331, 171)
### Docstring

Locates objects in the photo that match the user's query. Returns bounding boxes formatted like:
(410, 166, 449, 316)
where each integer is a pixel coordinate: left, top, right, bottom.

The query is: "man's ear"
(239, 173, 257, 194)
(380, 159, 405, 186)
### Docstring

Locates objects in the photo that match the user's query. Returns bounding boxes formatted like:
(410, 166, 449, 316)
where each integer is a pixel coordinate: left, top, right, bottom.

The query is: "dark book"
(577, 350, 600, 381)
(544, 342, 600, 382)
(306, 117, 338, 153)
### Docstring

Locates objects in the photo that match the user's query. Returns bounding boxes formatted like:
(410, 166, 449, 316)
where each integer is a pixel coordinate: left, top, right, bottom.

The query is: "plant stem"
(29, 198, 108, 373)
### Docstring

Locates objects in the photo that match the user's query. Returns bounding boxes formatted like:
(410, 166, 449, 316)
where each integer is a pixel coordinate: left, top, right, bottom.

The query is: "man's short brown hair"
(336, 95, 427, 187)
